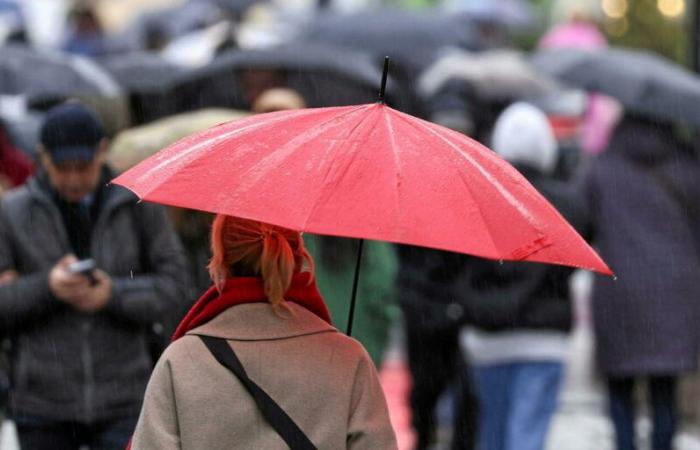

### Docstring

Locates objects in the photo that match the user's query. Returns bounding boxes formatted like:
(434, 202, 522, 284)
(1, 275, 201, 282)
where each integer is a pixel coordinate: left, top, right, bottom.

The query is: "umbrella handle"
(346, 238, 365, 336)
(378, 57, 390, 104)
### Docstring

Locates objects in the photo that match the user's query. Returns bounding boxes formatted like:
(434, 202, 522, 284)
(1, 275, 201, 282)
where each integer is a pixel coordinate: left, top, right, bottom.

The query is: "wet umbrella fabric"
(112, 102, 610, 275)
(0, 44, 120, 100)
(531, 47, 700, 127)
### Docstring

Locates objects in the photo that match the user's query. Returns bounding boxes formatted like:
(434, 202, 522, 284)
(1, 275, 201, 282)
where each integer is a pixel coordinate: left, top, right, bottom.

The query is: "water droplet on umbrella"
(612, 275, 618, 282)
(498, 259, 504, 265)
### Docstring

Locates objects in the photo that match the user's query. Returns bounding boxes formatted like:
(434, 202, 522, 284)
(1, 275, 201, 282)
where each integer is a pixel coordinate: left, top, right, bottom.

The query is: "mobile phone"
(67, 259, 97, 285)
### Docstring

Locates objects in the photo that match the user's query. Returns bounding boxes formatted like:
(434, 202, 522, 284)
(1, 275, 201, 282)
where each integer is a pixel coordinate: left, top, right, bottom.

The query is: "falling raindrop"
(498, 259, 504, 265)
(612, 275, 618, 282)
(130, 270, 134, 279)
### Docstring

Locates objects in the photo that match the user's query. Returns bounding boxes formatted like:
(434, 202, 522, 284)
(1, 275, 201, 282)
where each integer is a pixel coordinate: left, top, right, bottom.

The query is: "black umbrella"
(98, 52, 188, 125)
(99, 52, 185, 93)
(297, 10, 481, 116)
(532, 47, 700, 127)
(172, 43, 406, 112)
(0, 44, 120, 100)
(299, 10, 481, 73)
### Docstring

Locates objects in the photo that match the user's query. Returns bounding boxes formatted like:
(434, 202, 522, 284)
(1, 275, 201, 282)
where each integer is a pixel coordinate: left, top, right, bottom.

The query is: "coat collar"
(186, 302, 338, 341)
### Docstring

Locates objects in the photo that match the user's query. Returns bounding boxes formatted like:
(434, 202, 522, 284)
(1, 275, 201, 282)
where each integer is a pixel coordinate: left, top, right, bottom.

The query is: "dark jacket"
(0, 168, 189, 423)
(454, 166, 582, 332)
(396, 244, 467, 336)
(583, 120, 700, 376)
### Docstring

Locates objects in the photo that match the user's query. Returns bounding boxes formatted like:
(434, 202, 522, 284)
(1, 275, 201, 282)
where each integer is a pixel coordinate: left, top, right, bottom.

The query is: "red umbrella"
(113, 102, 609, 272)
(113, 60, 611, 332)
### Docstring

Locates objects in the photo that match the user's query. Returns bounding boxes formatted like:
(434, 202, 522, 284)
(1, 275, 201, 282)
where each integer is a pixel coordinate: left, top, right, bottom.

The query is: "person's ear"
(95, 138, 109, 163)
(38, 144, 52, 168)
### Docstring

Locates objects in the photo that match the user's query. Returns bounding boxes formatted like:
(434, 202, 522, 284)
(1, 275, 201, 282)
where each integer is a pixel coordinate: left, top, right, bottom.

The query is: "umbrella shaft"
(346, 239, 365, 336)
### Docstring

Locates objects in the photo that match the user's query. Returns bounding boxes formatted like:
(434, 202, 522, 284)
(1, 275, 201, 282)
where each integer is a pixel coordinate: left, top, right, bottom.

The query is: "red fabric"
(113, 103, 611, 275)
(172, 271, 331, 341)
(0, 128, 34, 187)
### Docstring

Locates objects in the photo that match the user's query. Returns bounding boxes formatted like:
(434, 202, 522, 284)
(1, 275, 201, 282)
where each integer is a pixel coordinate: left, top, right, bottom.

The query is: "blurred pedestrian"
(131, 215, 397, 449)
(581, 114, 700, 450)
(0, 120, 34, 197)
(397, 101, 480, 450)
(397, 244, 477, 450)
(457, 102, 580, 450)
(63, 3, 109, 57)
(0, 102, 189, 450)
(305, 236, 398, 367)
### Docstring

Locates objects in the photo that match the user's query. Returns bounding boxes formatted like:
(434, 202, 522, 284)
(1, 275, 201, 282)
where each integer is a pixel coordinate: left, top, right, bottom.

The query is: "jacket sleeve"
(131, 354, 182, 450)
(347, 348, 398, 450)
(0, 203, 55, 330)
(106, 204, 191, 325)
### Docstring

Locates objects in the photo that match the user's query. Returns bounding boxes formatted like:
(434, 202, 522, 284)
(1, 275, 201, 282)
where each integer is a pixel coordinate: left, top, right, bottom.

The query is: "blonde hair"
(208, 215, 314, 307)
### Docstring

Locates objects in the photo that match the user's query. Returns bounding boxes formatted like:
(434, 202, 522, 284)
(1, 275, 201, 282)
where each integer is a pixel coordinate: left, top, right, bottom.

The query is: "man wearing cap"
(0, 102, 189, 449)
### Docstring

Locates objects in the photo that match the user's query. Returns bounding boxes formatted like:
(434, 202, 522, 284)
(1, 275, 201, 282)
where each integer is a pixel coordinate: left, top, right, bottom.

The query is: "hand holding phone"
(67, 259, 98, 285)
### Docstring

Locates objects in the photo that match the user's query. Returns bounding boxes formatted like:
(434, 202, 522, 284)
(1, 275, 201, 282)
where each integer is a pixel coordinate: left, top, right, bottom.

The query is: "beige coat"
(131, 302, 398, 450)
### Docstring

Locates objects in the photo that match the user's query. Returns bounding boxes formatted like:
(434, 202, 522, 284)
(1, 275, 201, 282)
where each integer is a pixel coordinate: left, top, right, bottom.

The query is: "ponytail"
(208, 215, 314, 307)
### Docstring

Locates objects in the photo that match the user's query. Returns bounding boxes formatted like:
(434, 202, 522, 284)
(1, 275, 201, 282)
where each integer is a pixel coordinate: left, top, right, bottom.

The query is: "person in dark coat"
(0, 103, 189, 450)
(458, 102, 581, 450)
(581, 115, 700, 450)
(397, 244, 477, 450)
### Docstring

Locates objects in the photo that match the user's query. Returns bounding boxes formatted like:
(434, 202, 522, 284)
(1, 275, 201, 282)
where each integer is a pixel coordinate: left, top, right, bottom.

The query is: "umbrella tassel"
(346, 239, 365, 336)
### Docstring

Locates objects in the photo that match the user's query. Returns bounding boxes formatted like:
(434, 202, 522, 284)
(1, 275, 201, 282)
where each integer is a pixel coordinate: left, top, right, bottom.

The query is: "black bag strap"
(198, 335, 317, 450)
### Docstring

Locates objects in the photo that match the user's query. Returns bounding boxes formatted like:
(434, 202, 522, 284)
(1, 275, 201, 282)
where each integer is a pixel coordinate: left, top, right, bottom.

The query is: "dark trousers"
(14, 415, 138, 450)
(405, 328, 477, 450)
(607, 375, 677, 450)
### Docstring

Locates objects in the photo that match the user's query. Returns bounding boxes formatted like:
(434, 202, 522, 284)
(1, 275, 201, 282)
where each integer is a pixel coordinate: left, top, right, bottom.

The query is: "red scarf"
(172, 271, 332, 341)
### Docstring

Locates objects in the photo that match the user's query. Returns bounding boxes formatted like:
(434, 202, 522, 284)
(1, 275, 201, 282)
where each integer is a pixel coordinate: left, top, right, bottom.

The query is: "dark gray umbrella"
(300, 10, 481, 74)
(99, 52, 186, 94)
(0, 44, 120, 100)
(531, 47, 700, 127)
(172, 43, 407, 111)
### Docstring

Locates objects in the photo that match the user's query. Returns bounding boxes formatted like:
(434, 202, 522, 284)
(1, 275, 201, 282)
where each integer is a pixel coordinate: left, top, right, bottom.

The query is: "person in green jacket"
(304, 235, 398, 367)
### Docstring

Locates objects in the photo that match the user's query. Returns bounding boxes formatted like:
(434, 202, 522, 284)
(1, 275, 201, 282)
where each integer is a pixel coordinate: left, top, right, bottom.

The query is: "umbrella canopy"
(299, 10, 481, 75)
(172, 43, 407, 111)
(418, 49, 558, 102)
(99, 51, 186, 94)
(113, 102, 611, 274)
(0, 44, 120, 100)
(531, 47, 700, 127)
(109, 108, 248, 172)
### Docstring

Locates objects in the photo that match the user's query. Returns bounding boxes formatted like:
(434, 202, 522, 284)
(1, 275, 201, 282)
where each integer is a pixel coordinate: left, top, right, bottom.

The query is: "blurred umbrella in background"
(298, 9, 482, 116)
(109, 108, 248, 172)
(0, 44, 121, 100)
(100, 52, 186, 93)
(418, 49, 557, 103)
(441, 0, 536, 29)
(172, 42, 405, 112)
(300, 9, 481, 75)
(99, 51, 187, 124)
(532, 47, 700, 128)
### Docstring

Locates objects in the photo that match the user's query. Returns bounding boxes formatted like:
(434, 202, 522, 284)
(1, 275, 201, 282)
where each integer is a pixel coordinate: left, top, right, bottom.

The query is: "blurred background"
(2, 1, 700, 449)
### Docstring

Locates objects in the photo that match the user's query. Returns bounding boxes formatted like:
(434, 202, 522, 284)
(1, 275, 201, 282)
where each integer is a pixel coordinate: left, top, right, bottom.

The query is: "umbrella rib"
(393, 112, 547, 257)
(391, 112, 501, 256)
(300, 106, 379, 232)
(382, 110, 404, 242)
